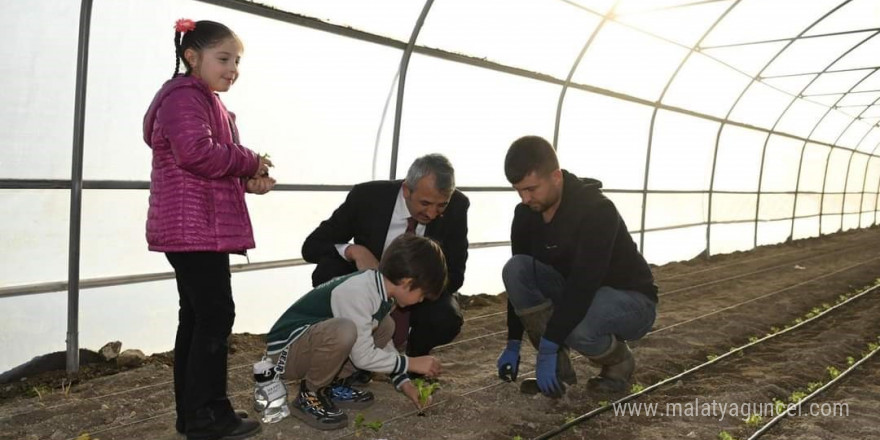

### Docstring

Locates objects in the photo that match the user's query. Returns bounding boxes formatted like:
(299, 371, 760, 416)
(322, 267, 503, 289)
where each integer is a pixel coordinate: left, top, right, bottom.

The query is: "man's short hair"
(404, 154, 455, 194)
(379, 234, 448, 301)
(504, 135, 559, 184)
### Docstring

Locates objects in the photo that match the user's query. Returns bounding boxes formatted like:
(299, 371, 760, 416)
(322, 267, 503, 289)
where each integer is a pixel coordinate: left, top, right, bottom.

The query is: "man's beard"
(527, 200, 552, 213)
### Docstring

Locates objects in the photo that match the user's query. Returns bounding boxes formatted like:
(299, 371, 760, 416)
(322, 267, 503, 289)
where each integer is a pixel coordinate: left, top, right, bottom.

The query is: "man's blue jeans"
(502, 254, 656, 357)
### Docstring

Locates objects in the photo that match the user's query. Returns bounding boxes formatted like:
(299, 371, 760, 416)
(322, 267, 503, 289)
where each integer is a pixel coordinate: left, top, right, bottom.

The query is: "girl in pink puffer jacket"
(142, 19, 271, 440)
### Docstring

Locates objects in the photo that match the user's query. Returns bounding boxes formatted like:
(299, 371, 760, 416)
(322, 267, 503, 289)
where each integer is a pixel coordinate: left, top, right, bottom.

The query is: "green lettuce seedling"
(744, 413, 762, 427)
(718, 430, 737, 440)
(826, 366, 840, 379)
(412, 378, 440, 415)
(353, 413, 383, 435)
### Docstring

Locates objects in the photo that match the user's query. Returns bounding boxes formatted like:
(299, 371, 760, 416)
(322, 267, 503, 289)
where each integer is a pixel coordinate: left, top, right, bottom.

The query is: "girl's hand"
(246, 176, 276, 194)
(254, 156, 274, 178)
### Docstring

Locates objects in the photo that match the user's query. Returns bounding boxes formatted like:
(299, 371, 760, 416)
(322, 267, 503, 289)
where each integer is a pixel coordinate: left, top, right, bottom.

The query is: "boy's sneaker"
(329, 378, 375, 409)
(348, 369, 374, 386)
(291, 381, 347, 431)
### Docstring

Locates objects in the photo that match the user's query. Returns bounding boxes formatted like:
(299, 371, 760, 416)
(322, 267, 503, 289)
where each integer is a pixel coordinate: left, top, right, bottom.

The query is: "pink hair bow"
(174, 18, 196, 33)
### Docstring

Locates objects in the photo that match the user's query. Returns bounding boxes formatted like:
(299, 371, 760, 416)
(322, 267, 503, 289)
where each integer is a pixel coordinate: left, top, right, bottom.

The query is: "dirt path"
(2, 227, 880, 440)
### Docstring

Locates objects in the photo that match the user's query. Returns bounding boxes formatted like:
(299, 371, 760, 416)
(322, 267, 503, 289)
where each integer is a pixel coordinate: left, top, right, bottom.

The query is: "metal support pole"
(67, 0, 93, 374)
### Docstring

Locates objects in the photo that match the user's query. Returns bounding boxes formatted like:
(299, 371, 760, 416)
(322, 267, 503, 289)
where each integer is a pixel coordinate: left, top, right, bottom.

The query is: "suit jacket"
(302, 180, 469, 294)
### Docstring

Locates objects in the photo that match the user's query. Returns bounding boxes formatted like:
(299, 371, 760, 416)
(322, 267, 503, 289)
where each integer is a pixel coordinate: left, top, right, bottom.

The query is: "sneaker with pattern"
(329, 377, 375, 409)
(291, 381, 347, 430)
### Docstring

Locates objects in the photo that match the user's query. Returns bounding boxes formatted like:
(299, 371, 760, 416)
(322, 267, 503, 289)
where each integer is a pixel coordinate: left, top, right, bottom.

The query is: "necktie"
(391, 217, 419, 351)
(405, 217, 417, 235)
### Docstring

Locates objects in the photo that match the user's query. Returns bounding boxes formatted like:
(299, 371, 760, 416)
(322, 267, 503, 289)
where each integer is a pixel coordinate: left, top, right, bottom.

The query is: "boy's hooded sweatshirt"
(266, 270, 410, 388)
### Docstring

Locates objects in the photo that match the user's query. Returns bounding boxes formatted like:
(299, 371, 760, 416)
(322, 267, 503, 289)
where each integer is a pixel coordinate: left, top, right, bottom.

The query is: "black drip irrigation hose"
(745, 343, 880, 440)
(531, 283, 880, 439)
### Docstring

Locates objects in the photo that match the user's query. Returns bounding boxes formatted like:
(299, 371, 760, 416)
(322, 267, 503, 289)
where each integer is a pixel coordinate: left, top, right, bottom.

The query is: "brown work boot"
(516, 301, 577, 396)
(586, 336, 634, 393)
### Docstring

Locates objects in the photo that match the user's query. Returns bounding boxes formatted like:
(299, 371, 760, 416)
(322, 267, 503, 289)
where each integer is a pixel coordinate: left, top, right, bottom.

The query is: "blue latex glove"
(496, 340, 522, 382)
(536, 338, 561, 396)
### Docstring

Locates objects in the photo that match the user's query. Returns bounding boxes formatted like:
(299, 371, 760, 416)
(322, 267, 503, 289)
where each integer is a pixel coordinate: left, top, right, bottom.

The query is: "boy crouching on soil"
(254, 234, 445, 430)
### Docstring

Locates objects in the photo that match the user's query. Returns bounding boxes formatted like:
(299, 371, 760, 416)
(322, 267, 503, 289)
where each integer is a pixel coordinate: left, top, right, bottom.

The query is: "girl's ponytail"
(172, 19, 197, 78)
(173, 30, 183, 78)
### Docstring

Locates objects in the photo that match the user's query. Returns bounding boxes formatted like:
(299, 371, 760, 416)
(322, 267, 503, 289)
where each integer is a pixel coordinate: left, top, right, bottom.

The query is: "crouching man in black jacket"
(496, 135, 658, 398)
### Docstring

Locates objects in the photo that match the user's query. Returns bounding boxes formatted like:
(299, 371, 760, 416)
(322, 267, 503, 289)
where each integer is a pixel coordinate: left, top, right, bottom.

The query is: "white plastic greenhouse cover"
(2, 0, 880, 373)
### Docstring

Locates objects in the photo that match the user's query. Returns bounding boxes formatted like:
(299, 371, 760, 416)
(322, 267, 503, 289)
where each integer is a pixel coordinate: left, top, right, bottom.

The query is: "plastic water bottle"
(253, 357, 290, 424)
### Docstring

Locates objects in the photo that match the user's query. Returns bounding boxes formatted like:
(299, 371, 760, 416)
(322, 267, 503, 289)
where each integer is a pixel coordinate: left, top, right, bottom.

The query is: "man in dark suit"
(302, 154, 469, 357)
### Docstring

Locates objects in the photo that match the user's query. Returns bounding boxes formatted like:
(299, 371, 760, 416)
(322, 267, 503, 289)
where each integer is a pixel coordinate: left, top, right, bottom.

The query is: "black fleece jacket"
(507, 170, 658, 345)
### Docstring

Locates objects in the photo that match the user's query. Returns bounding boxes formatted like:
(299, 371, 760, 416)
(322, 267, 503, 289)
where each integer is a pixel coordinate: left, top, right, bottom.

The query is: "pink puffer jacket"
(142, 75, 260, 253)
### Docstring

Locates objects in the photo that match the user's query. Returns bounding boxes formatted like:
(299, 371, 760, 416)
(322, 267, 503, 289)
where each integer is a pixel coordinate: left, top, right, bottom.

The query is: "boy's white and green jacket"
(265, 270, 410, 389)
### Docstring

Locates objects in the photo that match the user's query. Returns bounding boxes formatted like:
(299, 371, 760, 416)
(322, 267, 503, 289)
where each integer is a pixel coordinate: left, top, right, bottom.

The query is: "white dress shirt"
(335, 186, 426, 260)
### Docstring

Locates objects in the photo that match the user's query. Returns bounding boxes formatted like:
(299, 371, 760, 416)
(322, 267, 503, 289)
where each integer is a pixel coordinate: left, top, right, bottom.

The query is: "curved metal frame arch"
(551, 4, 615, 150)
(854, 135, 880, 229)
(389, 0, 435, 179)
(874, 152, 880, 225)
(786, 31, 879, 240)
(560, 0, 880, 258)
(724, 1, 854, 249)
(638, 0, 741, 255)
(830, 71, 880, 232)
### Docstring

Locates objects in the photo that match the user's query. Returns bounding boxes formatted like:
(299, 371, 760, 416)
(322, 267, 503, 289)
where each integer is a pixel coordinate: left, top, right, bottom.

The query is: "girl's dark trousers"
(166, 252, 238, 438)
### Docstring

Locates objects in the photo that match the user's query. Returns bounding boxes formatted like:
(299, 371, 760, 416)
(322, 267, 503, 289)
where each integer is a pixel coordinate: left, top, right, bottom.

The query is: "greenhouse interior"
(2, 0, 880, 439)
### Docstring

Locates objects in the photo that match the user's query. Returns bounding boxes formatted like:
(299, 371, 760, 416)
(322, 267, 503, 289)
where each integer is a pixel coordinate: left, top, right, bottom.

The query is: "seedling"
(411, 378, 440, 415)
(598, 400, 610, 407)
(743, 413, 762, 427)
(706, 354, 718, 361)
(353, 413, 383, 435)
(772, 398, 787, 414)
(61, 378, 73, 397)
(748, 336, 759, 344)
(718, 430, 737, 440)
(806, 381, 822, 393)
(75, 434, 92, 440)
(846, 356, 855, 366)
(789, 390, 807, 403)
(630, 383, 644, 393)
(826, 366, 840, 379)
(563, 412, 577, 424)
(513, 436, 524, 440)
(28, 385, 51, 401)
